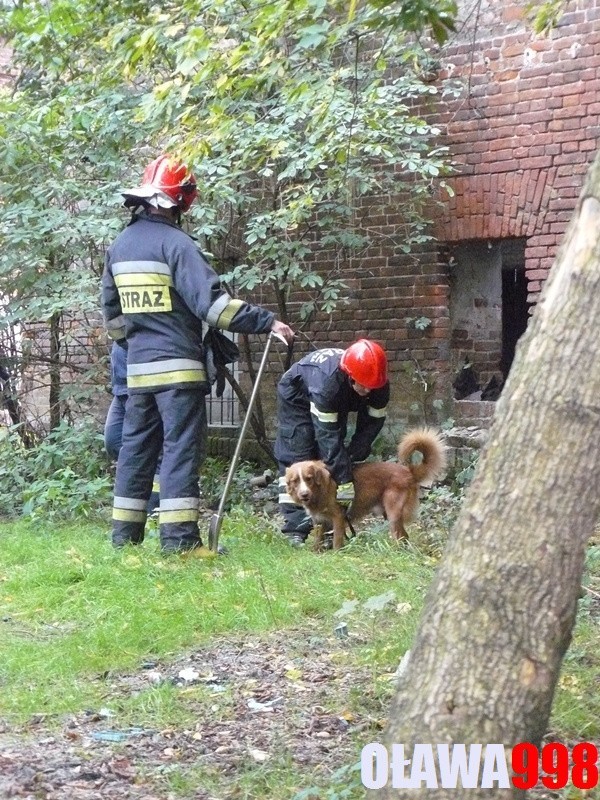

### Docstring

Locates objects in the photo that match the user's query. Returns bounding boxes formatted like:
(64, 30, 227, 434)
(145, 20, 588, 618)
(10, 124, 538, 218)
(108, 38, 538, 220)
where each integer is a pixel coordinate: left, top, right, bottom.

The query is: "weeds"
(0, 419, 260, 523)
(294, 760, 363, 800)
(0, 514, 433, 722)
(0, 473, 598, 799)
(0, 421, 112, 519)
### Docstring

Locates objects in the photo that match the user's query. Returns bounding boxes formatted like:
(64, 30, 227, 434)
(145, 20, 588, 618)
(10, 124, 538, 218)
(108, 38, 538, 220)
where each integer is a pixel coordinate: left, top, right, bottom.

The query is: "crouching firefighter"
(275, 339, 390, 547)
(101, 153, 294, 555)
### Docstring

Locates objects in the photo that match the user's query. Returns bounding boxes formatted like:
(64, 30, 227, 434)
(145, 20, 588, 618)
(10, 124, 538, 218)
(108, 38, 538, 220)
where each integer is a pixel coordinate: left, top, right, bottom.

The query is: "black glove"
(203, 329, 240, 397)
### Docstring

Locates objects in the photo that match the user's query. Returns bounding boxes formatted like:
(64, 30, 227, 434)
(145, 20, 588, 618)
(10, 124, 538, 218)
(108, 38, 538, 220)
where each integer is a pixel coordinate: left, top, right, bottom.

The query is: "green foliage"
(411, 484, 462, 557)
(0, 85, 136, 325)
(401, 356, 447, 425)
(198, 456, 256, 510)
(1, 0, 458, 331)
(365, 0, 457, 44)
(0, 0, 459, 450)
(406, 315, 432, 331)
(452, 451, 478, 487)
(0, 27, 140, 428)
(293, 761, 362, 800)
(21, 468, 112, 522)
(525, 0, 566, 36)
(0, 421, 112, 520)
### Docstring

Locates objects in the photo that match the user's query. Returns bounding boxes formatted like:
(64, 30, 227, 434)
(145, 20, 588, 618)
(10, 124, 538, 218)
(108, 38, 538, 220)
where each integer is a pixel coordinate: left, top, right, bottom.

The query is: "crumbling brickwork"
(285, 1, 600, 425)
(438, 1, 599, 299)
(430, 0, 600, 396)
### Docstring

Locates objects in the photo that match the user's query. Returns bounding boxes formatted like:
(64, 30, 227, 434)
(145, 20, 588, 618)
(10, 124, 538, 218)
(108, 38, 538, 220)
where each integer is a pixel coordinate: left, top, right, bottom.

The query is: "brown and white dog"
(284, 428, 447, 550)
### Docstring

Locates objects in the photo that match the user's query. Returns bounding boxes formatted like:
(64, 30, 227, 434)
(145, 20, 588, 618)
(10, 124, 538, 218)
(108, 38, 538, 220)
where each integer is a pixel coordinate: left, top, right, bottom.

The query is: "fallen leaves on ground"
(0, 628, 381, 799)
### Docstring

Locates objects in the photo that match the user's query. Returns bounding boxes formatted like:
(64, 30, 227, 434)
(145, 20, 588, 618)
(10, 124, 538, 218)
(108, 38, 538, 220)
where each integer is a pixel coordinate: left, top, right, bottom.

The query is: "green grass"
(0, 510, 432, 722)
(0, 504, 599, 800)
(550, 544, 600, 741)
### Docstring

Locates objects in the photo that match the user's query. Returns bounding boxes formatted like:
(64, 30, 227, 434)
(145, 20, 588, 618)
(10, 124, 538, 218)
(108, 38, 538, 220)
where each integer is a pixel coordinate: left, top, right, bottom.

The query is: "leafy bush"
(452, 450, 479, 487)
(0, 425, 274, 523)
(199, 456, 257, 510)
(411, 484, 464, 557)
(0, 420, 112, 520)
(293, 761, 363, 800)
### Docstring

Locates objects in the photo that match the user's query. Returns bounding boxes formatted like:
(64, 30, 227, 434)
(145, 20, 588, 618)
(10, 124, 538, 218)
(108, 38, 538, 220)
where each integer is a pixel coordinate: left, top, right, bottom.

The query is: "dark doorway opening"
(500, 241, 532, 380)
(501, 267, 529, 379)
(448, 237, 533, 398)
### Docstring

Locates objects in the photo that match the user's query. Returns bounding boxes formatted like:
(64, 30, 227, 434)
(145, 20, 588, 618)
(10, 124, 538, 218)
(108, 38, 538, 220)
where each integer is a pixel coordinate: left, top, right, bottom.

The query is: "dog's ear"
(311, 465, 322, 485)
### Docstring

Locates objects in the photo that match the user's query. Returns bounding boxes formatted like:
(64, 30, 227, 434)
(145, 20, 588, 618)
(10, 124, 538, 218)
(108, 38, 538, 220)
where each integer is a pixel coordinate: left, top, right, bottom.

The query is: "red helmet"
(340, 339, 388, 390)
(122, 154, 198, 212)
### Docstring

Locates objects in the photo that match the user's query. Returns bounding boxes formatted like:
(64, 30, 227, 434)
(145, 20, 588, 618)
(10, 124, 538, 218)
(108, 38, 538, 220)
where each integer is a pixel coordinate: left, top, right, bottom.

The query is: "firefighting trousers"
(104, 393, 159, 514)
(112, 387, 207, 552)
(274, 394, 318, 539)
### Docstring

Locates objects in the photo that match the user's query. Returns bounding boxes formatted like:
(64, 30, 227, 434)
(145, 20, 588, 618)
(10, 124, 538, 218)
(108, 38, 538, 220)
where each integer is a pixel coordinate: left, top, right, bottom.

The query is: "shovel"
(208, 331, 284, 552)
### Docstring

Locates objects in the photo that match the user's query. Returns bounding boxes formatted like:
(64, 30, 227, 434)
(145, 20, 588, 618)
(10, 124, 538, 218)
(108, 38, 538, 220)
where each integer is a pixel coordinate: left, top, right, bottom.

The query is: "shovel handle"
(209, 332, 278, 551)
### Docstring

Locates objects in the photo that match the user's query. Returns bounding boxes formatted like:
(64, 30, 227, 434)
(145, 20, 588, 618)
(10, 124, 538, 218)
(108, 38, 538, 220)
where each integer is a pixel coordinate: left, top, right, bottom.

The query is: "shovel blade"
(208, 513, 222, 551)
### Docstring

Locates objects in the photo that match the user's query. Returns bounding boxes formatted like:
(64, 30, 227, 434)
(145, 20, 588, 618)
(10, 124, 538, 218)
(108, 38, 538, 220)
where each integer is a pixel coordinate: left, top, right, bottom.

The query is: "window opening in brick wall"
(449, 238, 530, 394)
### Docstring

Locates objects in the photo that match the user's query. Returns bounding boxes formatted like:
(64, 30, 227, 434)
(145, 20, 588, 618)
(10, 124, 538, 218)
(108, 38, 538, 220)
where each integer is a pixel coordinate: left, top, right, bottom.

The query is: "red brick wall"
(434, 0, 600, 304)
(281, 237, 451, 426)
(286, 2, 600, 425)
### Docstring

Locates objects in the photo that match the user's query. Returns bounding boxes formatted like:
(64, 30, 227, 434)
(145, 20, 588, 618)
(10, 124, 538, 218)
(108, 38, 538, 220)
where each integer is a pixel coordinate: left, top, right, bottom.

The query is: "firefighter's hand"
(336, 482, 355, 505)
(271, 319, 295, 345)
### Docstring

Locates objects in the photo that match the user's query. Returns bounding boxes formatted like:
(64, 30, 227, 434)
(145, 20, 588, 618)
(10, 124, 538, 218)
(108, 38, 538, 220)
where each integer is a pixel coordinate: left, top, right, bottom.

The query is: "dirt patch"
(0, 629, 382, 799)
(0, 628, 592, 800)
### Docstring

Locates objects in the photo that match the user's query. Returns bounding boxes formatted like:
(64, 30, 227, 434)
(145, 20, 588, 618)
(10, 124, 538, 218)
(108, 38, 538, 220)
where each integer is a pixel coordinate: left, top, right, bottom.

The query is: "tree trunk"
(378, 152, 600, 798)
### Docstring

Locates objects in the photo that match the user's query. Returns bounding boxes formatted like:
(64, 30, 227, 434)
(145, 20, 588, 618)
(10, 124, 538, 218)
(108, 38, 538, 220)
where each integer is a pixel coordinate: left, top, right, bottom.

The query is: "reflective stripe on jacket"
(101, 213, 274, 392)
(276, 348, 389, 483)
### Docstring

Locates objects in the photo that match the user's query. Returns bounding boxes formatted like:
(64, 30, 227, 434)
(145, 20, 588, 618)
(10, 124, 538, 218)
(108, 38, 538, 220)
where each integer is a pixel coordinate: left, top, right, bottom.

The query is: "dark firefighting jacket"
(276, 348, 389, 484)
(101, 213, 274, 392)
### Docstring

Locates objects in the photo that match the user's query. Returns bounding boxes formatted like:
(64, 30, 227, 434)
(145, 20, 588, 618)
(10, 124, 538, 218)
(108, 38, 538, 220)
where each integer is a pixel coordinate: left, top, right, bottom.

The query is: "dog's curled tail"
(398, 428, 447, 485)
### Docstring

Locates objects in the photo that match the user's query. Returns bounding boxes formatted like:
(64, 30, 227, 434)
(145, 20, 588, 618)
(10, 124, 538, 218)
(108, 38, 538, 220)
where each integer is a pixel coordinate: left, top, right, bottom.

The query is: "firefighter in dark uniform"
(101, 154, 294, 555)
(104, 340, 128, 461)
(275, 339, 389, 546)
(103, 340, 160, 515)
